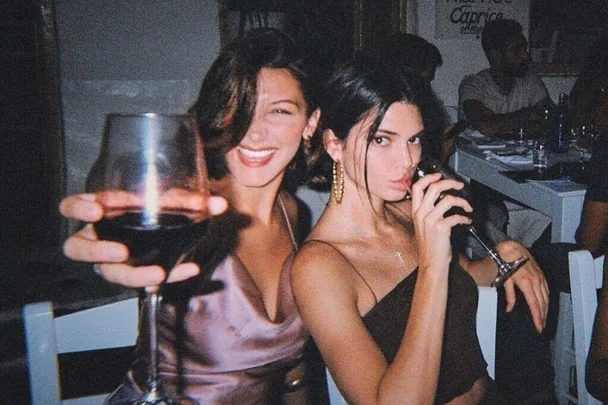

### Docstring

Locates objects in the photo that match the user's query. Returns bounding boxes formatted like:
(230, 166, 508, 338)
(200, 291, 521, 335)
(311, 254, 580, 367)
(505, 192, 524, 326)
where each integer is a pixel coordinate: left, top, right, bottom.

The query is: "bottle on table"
(553, 92, 570, 153)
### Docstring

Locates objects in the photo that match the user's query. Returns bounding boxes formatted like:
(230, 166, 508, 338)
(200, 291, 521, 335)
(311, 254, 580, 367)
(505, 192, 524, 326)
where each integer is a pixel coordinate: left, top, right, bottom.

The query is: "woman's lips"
(237, 146, 275, 167)
(391, 175, 412, 192)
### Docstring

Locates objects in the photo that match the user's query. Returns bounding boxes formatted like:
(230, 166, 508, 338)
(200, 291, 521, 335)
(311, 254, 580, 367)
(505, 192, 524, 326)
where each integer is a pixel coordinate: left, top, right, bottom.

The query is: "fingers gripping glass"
(413, 156, 528, 287)
(89, 113, 209, 405)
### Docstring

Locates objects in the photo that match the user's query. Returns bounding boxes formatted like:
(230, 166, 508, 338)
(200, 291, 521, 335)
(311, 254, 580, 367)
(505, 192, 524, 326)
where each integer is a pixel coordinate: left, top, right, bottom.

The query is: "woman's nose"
(395, 142, 414, 172)
(245, 117, 267, 142)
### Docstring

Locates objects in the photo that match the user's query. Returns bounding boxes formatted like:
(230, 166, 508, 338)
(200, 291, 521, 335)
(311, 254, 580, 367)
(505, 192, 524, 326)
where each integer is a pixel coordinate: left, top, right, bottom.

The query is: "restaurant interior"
(1, 0, 606, 403)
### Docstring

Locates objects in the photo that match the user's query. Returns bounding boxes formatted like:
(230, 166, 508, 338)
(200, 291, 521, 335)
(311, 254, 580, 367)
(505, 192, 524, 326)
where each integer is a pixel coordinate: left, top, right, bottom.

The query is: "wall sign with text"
(435, 0, 527, 39)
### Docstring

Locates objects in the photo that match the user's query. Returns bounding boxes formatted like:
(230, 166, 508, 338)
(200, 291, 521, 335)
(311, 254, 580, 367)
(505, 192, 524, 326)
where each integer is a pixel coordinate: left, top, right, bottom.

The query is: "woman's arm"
(458, 240, 549, 333)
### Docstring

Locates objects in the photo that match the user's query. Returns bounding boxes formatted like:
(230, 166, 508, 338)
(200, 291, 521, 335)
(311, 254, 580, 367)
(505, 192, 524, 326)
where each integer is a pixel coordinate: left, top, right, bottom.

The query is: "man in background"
(459, 19, 554, 137)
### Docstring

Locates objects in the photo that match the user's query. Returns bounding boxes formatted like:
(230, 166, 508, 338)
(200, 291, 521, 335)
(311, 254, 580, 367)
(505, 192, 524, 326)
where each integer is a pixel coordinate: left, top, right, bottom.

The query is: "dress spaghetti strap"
(278, 193, 297, 248)
(301, 239, 378, 305)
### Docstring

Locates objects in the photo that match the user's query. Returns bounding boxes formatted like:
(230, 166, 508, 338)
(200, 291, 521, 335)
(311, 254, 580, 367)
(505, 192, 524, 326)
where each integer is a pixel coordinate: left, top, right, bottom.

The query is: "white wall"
(55, 0, 221, 196)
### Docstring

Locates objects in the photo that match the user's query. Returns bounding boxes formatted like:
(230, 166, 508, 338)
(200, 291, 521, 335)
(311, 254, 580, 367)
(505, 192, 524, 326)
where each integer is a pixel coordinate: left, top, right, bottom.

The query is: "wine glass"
(414, 155, 528, 287)
(572, 124, 599, 166)
(89, 113, 209, 405)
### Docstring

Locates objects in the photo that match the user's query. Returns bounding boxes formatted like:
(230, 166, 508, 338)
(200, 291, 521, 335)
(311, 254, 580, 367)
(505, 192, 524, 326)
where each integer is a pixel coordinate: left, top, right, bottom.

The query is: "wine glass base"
(490, 256, 529, 288)
(135, 395, 198, 405)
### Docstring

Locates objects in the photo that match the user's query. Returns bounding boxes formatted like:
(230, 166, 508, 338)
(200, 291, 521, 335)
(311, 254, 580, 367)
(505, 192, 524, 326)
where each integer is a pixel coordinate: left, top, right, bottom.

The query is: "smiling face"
(341, 102, 423, 202)
(225, 68, 317, 188)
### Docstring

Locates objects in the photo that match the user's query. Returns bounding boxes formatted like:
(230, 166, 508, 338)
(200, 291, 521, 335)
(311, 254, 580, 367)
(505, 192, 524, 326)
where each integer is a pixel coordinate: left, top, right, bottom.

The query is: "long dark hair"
(307, 55, 423, 194)
(189, 27, 315, 179)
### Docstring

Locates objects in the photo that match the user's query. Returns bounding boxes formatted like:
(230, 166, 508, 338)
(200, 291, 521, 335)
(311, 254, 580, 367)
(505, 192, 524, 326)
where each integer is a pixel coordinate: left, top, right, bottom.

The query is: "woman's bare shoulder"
(292, 235, 355, 283)
(291, 237, 360, 319)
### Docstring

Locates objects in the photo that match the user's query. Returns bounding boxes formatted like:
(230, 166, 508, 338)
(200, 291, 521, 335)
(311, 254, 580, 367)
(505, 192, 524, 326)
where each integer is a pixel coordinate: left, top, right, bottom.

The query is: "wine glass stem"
(146, 291, 164, 396)
(466, 226, 505, 266)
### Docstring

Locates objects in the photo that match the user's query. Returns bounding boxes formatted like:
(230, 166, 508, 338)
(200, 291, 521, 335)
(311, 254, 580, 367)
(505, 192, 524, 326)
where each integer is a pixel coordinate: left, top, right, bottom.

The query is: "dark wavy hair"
(189, 28, 315, 180)
(381, 32, 443, 78)
(306, 55, 423, 194)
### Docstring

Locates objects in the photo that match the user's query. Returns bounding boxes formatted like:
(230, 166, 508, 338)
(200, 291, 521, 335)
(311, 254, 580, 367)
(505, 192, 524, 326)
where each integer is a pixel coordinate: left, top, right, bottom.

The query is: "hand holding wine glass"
(413, 155, 528, 287)
(87, 113, 210, 405)
(60, 193, 227, 287)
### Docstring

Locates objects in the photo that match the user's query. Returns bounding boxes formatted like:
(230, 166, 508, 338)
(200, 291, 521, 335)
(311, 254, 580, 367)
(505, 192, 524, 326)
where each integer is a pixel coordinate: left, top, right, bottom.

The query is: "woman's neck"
(325, 191, 392, 237)
(212, 176, 284, 224)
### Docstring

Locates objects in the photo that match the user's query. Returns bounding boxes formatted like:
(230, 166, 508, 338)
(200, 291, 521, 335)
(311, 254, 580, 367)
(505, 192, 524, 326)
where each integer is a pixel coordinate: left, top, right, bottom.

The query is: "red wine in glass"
(414, 155, 528, 287)
(89, 113, 207, 405)
(94, 209, 208, 275)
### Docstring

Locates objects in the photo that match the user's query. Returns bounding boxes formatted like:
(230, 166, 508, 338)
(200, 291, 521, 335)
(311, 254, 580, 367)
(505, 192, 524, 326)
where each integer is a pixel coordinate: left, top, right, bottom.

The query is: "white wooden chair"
(326, 286, 498, 404)
(23, 298, 139, 405)
(568, 250, 604, 405)
(555, 251, 605, 405)
(554, 290, 576, 405)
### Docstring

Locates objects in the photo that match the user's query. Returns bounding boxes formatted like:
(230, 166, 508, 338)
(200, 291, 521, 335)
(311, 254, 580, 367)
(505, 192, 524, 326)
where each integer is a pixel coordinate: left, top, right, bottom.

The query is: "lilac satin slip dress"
(107, 195, 307, 405)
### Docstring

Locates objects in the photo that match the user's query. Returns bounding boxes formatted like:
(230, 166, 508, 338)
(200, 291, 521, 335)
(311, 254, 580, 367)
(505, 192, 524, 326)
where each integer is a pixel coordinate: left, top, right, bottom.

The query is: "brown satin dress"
(362, 262, 489, 404)
(113, 197, 307, 405)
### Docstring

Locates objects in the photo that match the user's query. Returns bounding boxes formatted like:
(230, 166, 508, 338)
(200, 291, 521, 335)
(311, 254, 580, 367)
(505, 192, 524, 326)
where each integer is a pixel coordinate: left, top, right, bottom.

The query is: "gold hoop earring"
(332, 160, 344, 204)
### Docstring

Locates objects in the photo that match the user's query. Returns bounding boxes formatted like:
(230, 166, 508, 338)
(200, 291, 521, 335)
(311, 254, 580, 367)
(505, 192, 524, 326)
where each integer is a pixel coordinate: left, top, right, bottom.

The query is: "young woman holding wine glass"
(60, 28, 320, 404)
(290, 57, 549, 404)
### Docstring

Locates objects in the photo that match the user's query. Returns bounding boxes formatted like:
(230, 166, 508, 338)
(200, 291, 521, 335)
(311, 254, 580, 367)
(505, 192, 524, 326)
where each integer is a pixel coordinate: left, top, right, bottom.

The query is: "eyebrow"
(270, 99, 302, 107)
(377, 128, 424, 138)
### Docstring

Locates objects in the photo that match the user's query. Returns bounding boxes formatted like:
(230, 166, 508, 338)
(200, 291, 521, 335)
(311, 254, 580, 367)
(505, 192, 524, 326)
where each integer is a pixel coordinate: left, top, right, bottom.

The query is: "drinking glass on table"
(89, 113, 209, 405)
(572, 124, 599, 166)
(414, 155, 528, 287)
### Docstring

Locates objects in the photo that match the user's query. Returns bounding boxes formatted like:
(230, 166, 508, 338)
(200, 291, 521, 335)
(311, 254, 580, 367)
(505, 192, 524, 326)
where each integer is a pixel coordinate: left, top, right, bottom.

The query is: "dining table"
(449, 131, 588, 244)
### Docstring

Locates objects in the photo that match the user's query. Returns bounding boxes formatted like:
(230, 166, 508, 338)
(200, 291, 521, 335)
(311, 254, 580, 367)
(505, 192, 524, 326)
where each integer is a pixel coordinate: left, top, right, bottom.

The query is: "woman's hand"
(59, 193, 228, 288)
(495, 240, 549, 333)
(410, 172, 473, 272)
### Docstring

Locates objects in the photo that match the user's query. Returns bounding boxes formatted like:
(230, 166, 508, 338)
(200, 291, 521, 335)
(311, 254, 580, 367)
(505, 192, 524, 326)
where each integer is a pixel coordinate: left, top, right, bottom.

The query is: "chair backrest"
(476, 286, 497, 380)
(23, 297, 139, 405)
(326, 286, 497, 404)
(569, 250, 605, 405)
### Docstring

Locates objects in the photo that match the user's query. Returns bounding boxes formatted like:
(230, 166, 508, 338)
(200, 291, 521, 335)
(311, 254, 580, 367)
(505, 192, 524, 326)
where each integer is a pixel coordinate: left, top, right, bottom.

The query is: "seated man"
(457, 18, 552, 252)
(459, 19, 554, 137)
